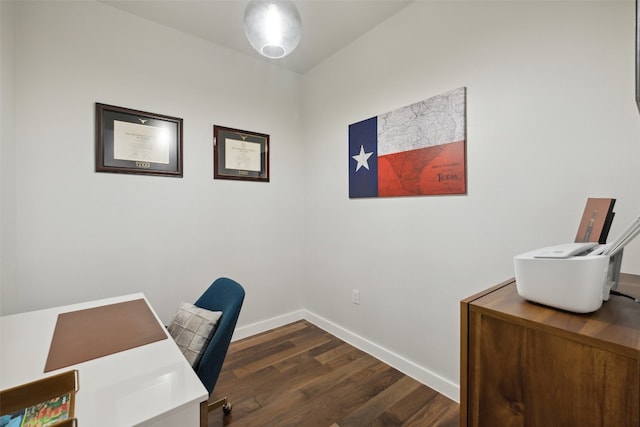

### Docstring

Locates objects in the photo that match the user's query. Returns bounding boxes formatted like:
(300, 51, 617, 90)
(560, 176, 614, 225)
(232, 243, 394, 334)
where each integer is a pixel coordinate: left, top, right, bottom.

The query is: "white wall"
(3, 0, 639, 404)
(301, 1, 640, 400)
(1, 1, 305, 327)
(1, 1, 17, 314)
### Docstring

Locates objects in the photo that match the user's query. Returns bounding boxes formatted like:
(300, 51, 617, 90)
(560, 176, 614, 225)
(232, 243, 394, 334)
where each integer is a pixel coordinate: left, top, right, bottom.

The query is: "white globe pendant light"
(243, 0, 302, 59)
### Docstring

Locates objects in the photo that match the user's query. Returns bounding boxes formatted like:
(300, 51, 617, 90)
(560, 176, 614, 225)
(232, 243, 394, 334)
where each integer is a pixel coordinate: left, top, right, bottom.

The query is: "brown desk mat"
(44, 298, 167, 372)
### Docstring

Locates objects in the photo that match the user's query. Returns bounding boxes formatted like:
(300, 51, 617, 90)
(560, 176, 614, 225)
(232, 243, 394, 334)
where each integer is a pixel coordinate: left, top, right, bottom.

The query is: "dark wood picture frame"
(96, 103, 183, 177)
(213, 125, 269, 182)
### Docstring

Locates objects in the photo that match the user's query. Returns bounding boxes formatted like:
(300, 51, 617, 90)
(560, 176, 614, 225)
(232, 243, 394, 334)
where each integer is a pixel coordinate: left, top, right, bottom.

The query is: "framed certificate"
(96, 103, 183, 177)
(213, 125, 269, 182)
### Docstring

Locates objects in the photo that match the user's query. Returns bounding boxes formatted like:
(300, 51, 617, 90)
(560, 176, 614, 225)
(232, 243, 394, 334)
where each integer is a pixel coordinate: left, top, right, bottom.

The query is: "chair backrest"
(193, 277, 245, 395)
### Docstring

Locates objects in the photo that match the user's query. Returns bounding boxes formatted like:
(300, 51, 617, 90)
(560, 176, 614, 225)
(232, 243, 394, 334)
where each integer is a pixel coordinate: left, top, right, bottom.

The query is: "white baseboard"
(232, 310, 305, 341)
(232, 309, 460, 403)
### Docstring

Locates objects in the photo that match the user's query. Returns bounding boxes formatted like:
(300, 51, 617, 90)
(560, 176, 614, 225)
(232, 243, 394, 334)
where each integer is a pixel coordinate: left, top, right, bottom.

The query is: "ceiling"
(101, 0, 414, 74)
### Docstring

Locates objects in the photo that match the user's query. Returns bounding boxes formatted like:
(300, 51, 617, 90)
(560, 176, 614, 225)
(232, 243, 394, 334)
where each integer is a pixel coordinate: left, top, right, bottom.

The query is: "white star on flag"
(352, 145, 373, 172)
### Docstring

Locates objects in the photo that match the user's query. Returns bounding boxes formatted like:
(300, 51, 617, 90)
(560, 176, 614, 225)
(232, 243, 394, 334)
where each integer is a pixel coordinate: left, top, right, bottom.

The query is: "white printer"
(513, 215, 639, 313)
(513, 243, 622, 313)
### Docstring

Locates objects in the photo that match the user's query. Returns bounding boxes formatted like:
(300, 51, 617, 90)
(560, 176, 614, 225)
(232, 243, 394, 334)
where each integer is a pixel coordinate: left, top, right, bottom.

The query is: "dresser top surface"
(466, 273, 640, 352)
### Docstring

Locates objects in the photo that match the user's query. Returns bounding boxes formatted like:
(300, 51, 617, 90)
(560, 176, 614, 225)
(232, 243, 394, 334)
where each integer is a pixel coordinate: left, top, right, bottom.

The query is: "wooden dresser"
(460, 273, 640, 427)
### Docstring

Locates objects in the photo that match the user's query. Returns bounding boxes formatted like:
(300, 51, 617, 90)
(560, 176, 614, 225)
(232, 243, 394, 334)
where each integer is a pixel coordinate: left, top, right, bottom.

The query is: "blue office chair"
(193, 277, 245, 414)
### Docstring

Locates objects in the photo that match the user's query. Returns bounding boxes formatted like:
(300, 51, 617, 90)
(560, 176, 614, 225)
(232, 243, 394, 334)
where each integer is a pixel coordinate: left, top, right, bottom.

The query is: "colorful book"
(1, 371, 77, 427)
(21, 392, 71, 427)
(0, 393, 71, 427)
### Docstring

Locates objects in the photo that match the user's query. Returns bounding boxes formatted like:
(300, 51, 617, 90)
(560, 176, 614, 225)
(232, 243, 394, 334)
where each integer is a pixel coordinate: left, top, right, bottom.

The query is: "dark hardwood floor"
(207, 320, 459, 427)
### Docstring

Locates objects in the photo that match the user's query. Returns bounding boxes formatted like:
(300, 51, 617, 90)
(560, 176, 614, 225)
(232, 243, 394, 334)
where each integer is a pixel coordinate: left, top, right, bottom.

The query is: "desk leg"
(200, 400, 208, 427)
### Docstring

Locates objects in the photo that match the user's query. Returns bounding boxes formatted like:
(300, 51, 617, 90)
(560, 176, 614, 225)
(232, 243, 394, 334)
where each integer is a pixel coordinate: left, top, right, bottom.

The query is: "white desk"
(0, 293, 208, 426)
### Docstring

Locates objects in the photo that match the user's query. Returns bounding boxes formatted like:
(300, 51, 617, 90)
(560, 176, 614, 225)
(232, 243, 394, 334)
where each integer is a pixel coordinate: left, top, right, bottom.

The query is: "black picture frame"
(213, 125, 269, 182)
(96, 103, 183, 177)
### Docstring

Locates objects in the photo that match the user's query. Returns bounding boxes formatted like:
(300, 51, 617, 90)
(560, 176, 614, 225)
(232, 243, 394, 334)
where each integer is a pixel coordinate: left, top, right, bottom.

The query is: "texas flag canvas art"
(349, 87, 466, 198)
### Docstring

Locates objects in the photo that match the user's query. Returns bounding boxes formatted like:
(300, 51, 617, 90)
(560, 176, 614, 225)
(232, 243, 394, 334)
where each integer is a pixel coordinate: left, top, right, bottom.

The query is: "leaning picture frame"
(96, 103, 183, 177)
(213, 125, 269, 182)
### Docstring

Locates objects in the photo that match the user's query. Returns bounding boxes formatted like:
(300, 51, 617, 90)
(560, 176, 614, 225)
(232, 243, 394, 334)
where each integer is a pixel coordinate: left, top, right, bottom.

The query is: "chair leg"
(208, 396, 232, 415)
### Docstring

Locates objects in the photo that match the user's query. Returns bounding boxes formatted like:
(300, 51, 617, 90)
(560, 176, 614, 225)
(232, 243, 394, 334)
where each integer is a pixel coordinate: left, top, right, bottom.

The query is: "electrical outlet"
(352, 289, 360, 305)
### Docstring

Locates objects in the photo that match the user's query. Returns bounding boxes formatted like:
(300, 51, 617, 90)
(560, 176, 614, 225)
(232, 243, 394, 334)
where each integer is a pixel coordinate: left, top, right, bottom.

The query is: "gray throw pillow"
(168, 302, 222, 367)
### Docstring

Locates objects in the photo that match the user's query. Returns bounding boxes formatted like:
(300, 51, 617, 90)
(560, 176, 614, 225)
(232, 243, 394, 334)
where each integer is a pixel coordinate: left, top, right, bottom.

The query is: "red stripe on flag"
(378, 140, 465, 196)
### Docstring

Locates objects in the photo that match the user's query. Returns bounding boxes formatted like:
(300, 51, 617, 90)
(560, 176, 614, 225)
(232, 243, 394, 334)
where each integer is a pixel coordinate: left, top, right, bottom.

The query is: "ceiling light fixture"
(243, 0, 302, 59)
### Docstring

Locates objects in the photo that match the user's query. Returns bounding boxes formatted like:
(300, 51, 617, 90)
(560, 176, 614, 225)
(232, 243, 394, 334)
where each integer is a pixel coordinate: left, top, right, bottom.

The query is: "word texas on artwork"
(349, 87, 467, 198)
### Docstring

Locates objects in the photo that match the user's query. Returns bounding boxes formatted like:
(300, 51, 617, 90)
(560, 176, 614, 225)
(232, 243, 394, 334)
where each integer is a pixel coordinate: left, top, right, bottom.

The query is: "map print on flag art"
(349, 87, 466, 198)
